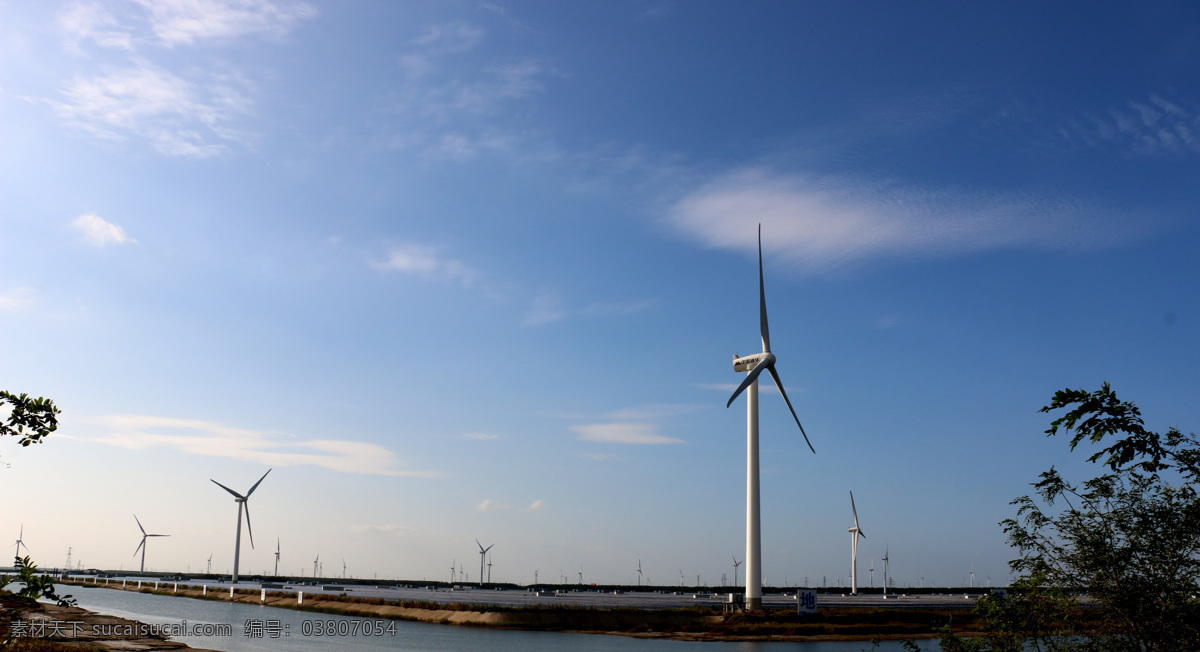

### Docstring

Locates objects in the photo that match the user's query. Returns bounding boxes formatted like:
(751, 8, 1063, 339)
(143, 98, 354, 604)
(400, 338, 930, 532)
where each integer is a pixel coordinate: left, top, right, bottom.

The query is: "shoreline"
(60, 580, 976, 643)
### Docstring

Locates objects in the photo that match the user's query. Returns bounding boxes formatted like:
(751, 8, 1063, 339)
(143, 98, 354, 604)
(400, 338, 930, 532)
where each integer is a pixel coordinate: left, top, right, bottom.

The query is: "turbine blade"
(767, 365, 815, 453)
(484, 544, 494, 553)
(851, 491, 859, 528)
(726, 357, 770, 407)
(134, 514, 146, 535)
(243, 502, 255, 549)
(476, 538, 484, 553)
(245, 468, 272, 497)
(758, 224, 771, 353)
(211, 479, 244, 499)
(134, 538, 145, 557)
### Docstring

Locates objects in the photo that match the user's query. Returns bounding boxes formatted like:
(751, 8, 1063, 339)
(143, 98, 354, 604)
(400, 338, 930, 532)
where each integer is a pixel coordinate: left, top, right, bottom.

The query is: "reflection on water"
(65, 584, 937, 651)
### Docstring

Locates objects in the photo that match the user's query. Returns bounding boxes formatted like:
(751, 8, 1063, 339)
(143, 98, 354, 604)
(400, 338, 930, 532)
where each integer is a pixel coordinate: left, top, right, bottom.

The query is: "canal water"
(62, 584, 937, 651)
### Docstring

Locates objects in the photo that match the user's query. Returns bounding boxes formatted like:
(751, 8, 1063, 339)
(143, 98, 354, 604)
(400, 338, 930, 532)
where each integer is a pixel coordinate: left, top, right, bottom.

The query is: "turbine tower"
(274, 538, 280, 576)
(210, 468, 270, 584)
(726, 225, 816, 610)
(475, 539, 493, 587)
(882, 545, 890, 596)
(848, 491, 866, 595)
(12, 525, 30, 564)
(132, 515, 169, 573)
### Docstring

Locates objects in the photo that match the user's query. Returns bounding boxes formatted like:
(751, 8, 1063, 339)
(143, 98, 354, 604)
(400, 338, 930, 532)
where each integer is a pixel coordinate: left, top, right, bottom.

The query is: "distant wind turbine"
(133, 515, 169, 573)
(848, 491, 866, 595)
(210, 468, 271, 583)
(343, 559, 347, 579)
(882, 546, 890, 596)
(732, 556, 742, 588)
(475, 539, 493, 587)
(314, 554, 320, 579)
(726, 225, 816, 610)
(636, 560, 643, 586)
(206, 554, 212, 575)
(12, 525, 29, 564)
(450, 559, 455, 584)
(274, 539, 280, 576)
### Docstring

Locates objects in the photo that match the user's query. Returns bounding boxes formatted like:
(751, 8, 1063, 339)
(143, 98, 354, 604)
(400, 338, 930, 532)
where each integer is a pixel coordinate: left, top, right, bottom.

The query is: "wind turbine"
(314, 554, 320, 579)
(679, 569, 685, 587)
(210, 468, 271, 583)
(343, 559, 347, 579)
(132, 515, 169, 573)
(848, 491, 866, 595)
(450, 559, 455, 584)
(636, 560, 643, 586)
(206, 554, 212, 575)
(726, 225, 816, 610)
(12, 525, 30, 564)
(475, 539, 493, 587)
(274, 539, 280, 576)
(732, 556, 741, 587)
(869, 561, 875, 588)
(882, 546, 890, 596)
(489, 556, 494, 583)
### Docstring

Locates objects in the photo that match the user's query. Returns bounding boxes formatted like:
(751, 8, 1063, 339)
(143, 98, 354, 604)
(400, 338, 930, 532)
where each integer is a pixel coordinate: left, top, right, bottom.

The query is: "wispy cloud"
(130, 0, 316, 48)
(463, 432, 501, 441)
(58, 2, 134, 52)
(526, 499, 546, 511)
(668, 167, 1123, 274)
(349, 524, 417, 536)
(80, 414, 434, 477)
(71, 213, 136, 247)
(571, 423, 684, 445)
(576, 452, 618, 461)
(524, 294, 656, 326)
(476, 498, 511, 511)
(370, 244, 477, 288)
(0, 288, 36, 311)
(50, 64, 253, 157)
(1059, 94, 1200, 157)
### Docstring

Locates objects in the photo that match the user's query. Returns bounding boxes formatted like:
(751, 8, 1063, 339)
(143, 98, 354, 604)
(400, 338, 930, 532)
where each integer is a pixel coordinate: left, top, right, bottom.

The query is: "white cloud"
(1059, 94, 1200, 157)
(604, 404, 706, 420)
(475, 498, 511, 511)
(412, 22, 483, 54)
(51, 64, 253, 157)
(349, 524, 417, 536)
(668, 168, 1120, 274)
(577, 452, 618, 461)
(131, 0, 317, 47)
(0, 287, 36, 311)
(58, 2, 134, 52)
(370, 244, 477, 288)
(526, 499, 546, 511)
(523, 293, 567, 326)
(463, 432, 500, 441)
(81, 414, 434, 477)
(72, 213, 136, 247)
(571, 423, 684, 445)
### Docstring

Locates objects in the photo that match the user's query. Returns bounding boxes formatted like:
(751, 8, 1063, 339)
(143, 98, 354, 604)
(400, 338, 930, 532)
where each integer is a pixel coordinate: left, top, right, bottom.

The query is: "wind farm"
(3, 1, 1196, 649)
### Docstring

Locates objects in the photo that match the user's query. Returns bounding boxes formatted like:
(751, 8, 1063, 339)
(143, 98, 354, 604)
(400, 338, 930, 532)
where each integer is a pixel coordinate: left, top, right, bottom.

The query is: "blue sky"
(2, 0, 1198, 588)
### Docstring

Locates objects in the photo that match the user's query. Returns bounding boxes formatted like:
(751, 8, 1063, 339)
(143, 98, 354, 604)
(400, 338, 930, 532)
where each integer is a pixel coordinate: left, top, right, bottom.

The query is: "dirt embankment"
(62, 580, 975, 642)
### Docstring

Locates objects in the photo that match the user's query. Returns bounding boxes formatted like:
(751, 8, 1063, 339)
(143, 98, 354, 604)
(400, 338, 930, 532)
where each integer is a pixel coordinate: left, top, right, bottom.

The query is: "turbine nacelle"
(732, 352, 774, 373)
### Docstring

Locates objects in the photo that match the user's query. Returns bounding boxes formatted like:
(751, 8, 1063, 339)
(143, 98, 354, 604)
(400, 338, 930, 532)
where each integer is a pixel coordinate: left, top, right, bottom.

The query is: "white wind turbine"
(726, 225, 816, 610)
(314, 554, 320, 579)
(12, 525, 30, 564)
(210, 468, 271, 584)
(274, 539, 280, 576)
(206, 554, 212, 575)
(848, 491, 866, 595)
(475, 539, 493, 587)
(636, 560, 643, 586)
(133, 515, 169, 573)
(732, 556, 741, 587)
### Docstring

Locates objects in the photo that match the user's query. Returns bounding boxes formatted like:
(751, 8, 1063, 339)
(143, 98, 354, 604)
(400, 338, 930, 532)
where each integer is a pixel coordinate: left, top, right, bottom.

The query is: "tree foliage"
(0, 557, 74, 608)
(0, 392, 61, 448)
(948, 384, 1200, 652)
